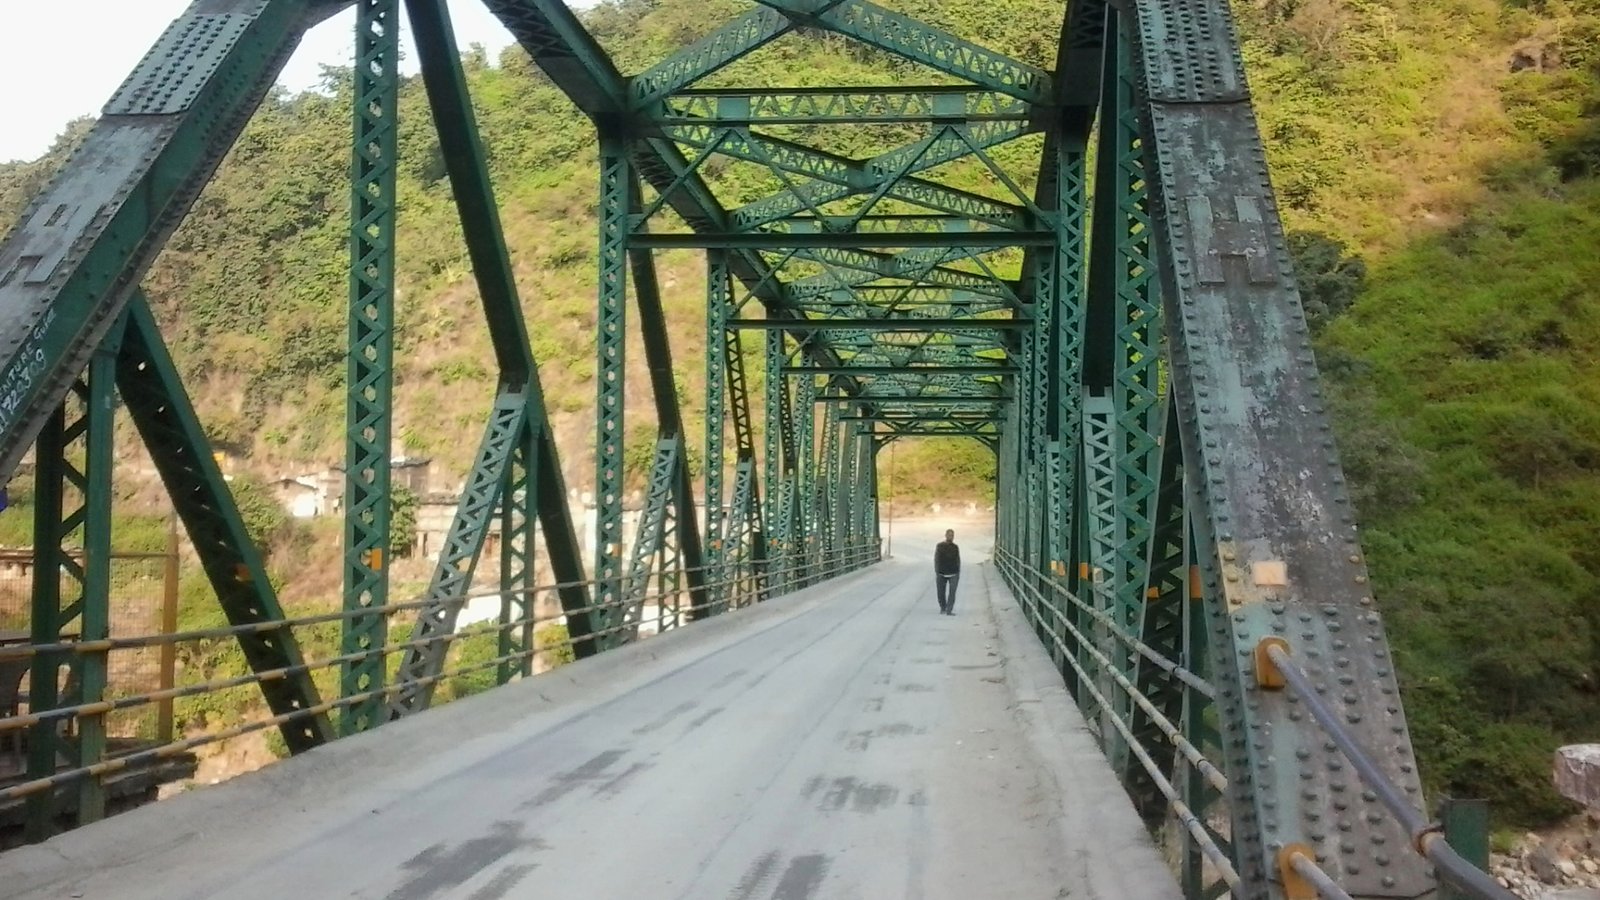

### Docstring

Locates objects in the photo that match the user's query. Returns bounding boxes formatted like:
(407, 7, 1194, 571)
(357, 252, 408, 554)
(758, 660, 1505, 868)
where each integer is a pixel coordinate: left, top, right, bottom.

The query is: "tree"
(1288, 231, 1366, 332)
(391, 484, 419, 557)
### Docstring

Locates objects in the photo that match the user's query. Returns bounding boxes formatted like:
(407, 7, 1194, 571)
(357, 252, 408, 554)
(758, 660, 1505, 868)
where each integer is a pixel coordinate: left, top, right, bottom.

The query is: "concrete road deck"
(1, 523, 1181, 900)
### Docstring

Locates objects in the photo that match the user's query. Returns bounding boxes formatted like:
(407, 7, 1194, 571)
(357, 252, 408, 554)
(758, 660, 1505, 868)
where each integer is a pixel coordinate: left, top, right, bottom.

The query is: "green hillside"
(2, 0, 1598, 827)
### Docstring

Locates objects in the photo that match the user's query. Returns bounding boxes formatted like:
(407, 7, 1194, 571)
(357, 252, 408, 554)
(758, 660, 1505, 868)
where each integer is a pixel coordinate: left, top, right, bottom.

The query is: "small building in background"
(269, 477, 322, 519)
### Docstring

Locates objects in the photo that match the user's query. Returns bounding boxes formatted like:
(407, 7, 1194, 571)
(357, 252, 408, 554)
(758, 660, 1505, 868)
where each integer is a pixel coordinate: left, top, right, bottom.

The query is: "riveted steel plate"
(1144, 94, 1434, 898)
(1128, 0, 1248, 103)
(106, 8, 260, 116)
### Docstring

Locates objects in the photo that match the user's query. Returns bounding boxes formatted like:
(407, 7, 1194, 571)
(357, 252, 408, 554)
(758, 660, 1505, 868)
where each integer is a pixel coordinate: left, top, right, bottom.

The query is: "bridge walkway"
(2, 526, 1178, 900)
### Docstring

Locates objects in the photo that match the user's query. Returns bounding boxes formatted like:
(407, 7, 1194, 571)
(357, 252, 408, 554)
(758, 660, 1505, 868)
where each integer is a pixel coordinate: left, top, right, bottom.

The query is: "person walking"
(934, 529, 961, 615)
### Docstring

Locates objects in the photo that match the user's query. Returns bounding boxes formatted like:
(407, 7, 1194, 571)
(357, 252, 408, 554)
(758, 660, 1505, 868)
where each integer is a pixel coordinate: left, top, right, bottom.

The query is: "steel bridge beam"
(781, 365, 1016, 376)
(0, 0, 329, 484)
(119, 297, 332, 750)
(751, 0, 1053, 103)
(629, 231, 1052, 249)
(659, 86, 1036, 126)
(729, 318, 1025, 331)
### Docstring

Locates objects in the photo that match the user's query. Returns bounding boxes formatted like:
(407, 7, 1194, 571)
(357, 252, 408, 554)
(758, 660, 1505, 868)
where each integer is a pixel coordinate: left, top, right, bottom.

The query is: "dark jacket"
(934, 540, 960, 575)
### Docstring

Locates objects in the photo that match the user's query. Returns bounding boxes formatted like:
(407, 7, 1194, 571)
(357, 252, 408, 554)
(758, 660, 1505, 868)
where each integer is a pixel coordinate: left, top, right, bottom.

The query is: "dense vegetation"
(2, 0, 1598, 828)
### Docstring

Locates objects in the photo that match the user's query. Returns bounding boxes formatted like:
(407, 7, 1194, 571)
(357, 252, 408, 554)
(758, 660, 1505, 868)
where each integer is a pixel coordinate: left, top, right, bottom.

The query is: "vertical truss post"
(1105, 12, 1162, 697)
(1126, 400, 1190, 819)
(499, 420, 538, 683)
(25, 408, 68, 841)
(119, 297, 332, 749)
(726, 315, 765, 604)
(763, 330, 787, 588)
(836, 418, 858, 557)
(25, 327, 122, 839)
(1051, 131, 1088, 595)
(341, 0, 399, 736)
(625, 198, 708, 621)
(1080, 14, 1162, 769)
(74, 332, 119, 827)
(816, 397, 839, 576)
(1026, 247, 1052, 608)
(862, 433, 880, 553)
(794, 374, 816, 585)
(394, 0, 592, 705)
(595, 130, 630, 645)
(704, 251, 730, 608)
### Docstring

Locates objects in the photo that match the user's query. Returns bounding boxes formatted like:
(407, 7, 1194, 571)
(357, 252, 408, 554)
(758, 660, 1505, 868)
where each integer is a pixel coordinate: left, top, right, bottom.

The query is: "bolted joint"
(1412, 821, 1445, 857)
(1254, 636, 1290, 689)
(1276, 844, 1318, 900)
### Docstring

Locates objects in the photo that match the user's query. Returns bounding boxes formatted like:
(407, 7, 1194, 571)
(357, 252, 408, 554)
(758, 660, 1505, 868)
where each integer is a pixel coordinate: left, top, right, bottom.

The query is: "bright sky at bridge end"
(0, 0, 597, 164)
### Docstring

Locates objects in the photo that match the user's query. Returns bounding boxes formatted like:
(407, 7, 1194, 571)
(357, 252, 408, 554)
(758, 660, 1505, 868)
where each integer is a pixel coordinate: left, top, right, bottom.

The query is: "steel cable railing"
(1258, 641, 1517, 900)
(993, 549, 1241, 891)
(996, 543, 1515, 900)
(0, 539, 880, 805)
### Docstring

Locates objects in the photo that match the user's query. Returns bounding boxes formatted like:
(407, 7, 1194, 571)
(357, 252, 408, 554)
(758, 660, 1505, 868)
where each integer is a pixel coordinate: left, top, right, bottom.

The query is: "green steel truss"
(341, 0, 399, 736)
(0, 1, 1441, 895)
(26, 325, 121, 839)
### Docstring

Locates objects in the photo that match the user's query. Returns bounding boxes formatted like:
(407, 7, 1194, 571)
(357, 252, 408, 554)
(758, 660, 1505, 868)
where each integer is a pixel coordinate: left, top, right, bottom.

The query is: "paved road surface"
(3, 523, 1180, 899)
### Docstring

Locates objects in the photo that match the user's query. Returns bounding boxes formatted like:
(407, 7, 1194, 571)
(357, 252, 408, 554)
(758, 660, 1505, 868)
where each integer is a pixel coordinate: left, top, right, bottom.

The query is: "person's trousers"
(935, 573, 960, 613)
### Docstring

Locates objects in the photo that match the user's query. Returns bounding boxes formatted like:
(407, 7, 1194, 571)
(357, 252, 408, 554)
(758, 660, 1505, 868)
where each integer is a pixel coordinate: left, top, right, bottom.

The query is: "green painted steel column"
(624, 212, 709, 621)
(25, 408, 67, 841)
(1105, 16, 1162, 683)
(725, 317, 765, 605)
(499, 420, 538, 683)
(763, 330, 786, 587)
(74, 331, 121, 826)
(704, 251, 730, 607)
(341, 0, 398, 736)
(23, 329, 119, 837)
(1051, 134, 1088, 582)
(595, 130, 631, 645)
(816, 397, 839, 577)
(794, 375, 816, 586)
(837, 418, 858, 561)
(1126, 400, 1192, 820)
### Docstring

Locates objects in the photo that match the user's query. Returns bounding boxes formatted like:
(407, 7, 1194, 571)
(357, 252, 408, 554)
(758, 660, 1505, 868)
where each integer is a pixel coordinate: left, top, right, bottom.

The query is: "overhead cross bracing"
(0, 0, 1499, 897)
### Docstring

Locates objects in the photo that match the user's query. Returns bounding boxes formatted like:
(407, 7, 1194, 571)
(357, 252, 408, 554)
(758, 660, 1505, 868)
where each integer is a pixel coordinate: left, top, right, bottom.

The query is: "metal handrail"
(0, 542, 878, 661)
(1007, 552, 1214, 699)
(0, 541, 880, 784)
(997, 542, 1516, 900)
(992, 550, 1241, 883)
(1261, 643, 1516, 900)
(999, 552, 1227, 794)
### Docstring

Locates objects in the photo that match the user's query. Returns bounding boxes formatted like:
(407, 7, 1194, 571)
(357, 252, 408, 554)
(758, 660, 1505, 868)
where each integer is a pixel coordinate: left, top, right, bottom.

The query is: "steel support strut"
(595, 130, 630, 648)
(392, 0, 592, 715)
(24, 325, 120, 839)
(118, 297, 333, 749)
(704, 251, 731, 609)
(341, 0, 399, 736)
